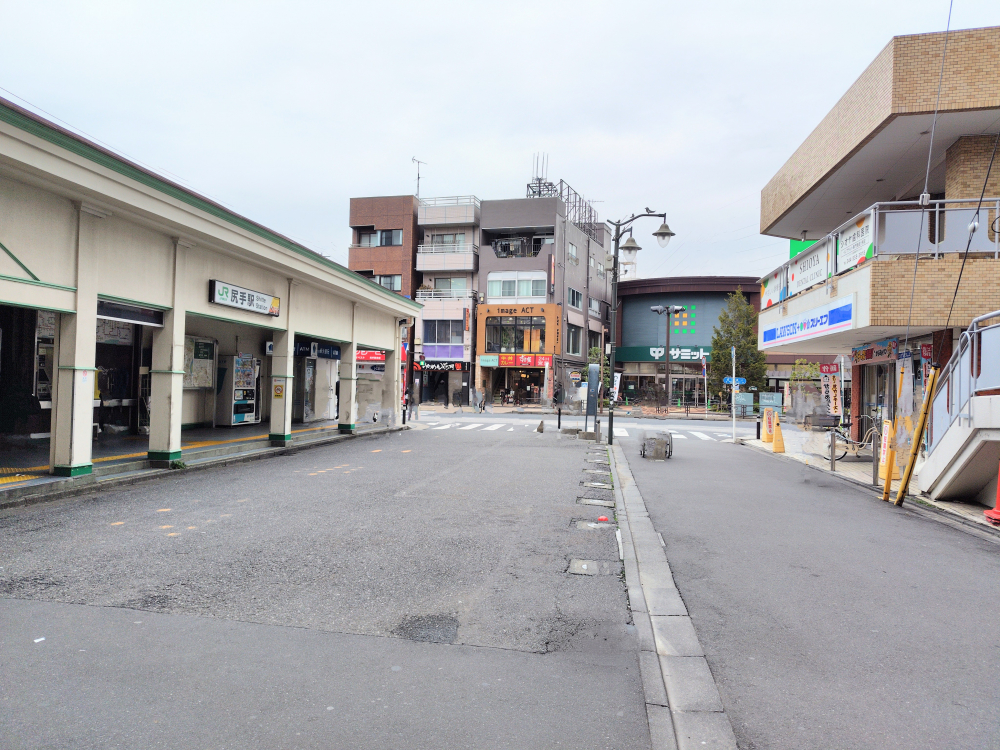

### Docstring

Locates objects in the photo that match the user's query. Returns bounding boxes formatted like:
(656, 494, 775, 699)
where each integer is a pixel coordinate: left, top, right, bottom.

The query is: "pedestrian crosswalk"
(419, 420, 750, 442)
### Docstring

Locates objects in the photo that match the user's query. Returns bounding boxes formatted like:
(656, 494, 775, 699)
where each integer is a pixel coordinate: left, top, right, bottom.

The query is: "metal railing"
(492, 238, 541, 258)
(414, 288, 476, 300)
(419, 196, 481, 208)
(927, 308, 1000, 453)
(416, 243, 479, 254)
(760, 198, 1000, 306)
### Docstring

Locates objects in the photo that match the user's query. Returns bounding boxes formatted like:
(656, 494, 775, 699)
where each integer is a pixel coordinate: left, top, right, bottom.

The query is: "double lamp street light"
(607, 211, 675, 446)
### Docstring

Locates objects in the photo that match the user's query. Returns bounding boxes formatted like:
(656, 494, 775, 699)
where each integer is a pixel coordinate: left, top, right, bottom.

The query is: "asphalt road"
(617, 430, 1000, 750)
(1, 425, 648, 750)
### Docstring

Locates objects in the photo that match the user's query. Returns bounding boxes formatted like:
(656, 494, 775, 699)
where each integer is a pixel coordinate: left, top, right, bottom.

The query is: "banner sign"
(611, 372, 622, 402)
(819, 363, 840, 374)
(356, 350, 386, 361)
(615, 345, 712, 363)
(478, 354, 499, 367)
(852, 338, 897, 365)
(897, 351, 914, 417)
(789, 238, 832, 296)
(879, 419, 893, 465)
(491, 354, 552, 368)
(418, 361, 464, 371)
(761, 296, 854, 348)
(761, 268, 786, 310)
(209, 279, 280, 316)
(837, 213, 874, 271)
(821, 374, 843, 416)
(920, 343, 933, 360)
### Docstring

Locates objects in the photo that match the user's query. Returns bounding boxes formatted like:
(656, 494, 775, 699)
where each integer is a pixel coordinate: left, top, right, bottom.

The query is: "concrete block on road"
(672, 711, 737, 750)
(578, 496, 615, 508)
(583, 481, 613, 490)
(644, 586, 688, 616)
(645, 704, 680, 750)
(575, 520, 615, 531)
(633, 612, 657, 653)
(659, 657, 724, 712)
(638, 650, 669, 707)
(650, 616, 703, 656)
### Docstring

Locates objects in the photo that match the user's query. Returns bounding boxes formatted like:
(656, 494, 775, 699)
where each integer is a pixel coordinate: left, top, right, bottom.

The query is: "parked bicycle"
(828, 414, 880, 460)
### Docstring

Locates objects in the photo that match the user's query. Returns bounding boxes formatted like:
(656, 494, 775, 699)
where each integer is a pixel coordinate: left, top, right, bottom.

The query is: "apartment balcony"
(414, 288, 476, 301)
(415, 243, 479, 272)
(418, 196, 480, 226)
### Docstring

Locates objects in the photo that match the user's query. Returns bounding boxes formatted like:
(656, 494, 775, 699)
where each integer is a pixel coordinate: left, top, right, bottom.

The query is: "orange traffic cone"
(772, 415, 785, 453)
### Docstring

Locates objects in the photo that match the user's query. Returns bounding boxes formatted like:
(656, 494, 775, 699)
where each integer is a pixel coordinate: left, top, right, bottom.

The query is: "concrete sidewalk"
(743, 425, 999, 533)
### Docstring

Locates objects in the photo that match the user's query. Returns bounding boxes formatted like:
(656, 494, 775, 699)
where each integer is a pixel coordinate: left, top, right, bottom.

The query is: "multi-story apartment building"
(475, 179, 611, 404)
(756, 26, 1000, 504)
(414, 196, 480, 406)
(348, 178, 611, 406)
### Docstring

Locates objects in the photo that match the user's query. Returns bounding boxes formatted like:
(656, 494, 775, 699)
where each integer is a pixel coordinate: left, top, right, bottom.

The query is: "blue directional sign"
(723, 376, 747, 385)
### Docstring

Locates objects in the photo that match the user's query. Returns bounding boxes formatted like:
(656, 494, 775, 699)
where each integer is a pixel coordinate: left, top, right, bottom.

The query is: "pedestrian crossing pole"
(731, 345, 736, 443)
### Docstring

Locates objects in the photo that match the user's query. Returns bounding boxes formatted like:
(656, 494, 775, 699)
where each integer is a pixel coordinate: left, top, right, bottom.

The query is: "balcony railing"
(415, 288, 476, 300)
(492, 238, 543, 258)
(418, 196, 480, 226)
(417, 243, 479, 254)
(760, 198, 1000, 308)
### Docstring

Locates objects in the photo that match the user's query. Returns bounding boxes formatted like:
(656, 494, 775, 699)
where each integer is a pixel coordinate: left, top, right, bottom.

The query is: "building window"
(429, 233, 466, 246)
(589, 255, 595, 267)
(588, 297, 601, 316)
(485, 316, 546, 353)
(357, 231, 378, 247)
(597, 261, 605, 277)
(588, 330, 602, 352)
(375, 274, 401, 291)
(568, 288, 583, 309)
(486, 271, 546, 302)
(566, 324, 583, 356)
(380, 229, 403, 246)
(434, 277, 467, 290)
(424, 319, 464, 345)
(568, 243, 578, 265)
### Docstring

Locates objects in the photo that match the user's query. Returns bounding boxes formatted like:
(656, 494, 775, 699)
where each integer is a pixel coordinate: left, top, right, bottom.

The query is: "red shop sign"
(819, 363, 840, 374)
(356, 350, 386, 362)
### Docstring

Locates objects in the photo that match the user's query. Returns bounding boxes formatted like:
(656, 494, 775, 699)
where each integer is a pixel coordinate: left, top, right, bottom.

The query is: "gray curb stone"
(609, 442, 737, 750)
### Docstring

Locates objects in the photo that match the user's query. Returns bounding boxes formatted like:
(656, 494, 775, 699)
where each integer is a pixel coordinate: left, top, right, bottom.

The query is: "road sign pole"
(732, 347, 738, 441)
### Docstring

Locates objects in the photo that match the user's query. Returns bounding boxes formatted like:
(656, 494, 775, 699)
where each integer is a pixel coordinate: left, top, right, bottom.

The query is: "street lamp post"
(650, 305, 685, 412)
(607, 212, 675, 446)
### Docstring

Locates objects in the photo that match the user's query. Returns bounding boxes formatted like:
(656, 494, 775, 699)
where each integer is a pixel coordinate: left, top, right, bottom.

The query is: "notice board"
(184, 336, 215, 389)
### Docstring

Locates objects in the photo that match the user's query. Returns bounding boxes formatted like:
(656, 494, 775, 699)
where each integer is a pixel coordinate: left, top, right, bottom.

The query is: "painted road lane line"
(482, 424, 505, 430)
(458, 424, 484, 430)
(689, 431, 715, 441)
(507, 427, 515, 431)
(432, 424, 454, 430)
(668, 432, 688, 439)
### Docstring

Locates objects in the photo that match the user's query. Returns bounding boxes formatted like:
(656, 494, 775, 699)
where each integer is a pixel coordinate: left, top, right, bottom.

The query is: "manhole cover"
(392, 614, 459, 643)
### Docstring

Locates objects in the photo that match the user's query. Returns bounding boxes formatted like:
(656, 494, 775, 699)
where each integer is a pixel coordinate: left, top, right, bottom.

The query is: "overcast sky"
(2, 1, 997, 280)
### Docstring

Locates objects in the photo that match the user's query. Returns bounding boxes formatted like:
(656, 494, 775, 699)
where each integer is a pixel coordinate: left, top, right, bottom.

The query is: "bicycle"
(828, 414, 879, 460)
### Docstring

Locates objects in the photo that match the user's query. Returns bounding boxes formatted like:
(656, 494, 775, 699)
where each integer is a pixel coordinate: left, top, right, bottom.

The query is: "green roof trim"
(0, 98, 420, 312)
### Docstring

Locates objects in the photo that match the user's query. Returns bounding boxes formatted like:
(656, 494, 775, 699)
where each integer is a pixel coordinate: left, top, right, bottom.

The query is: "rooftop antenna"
(411, 157, 426, 199)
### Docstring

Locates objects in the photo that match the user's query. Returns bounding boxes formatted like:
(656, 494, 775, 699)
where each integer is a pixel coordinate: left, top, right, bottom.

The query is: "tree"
(790, 358, 819, 386)
(588, 346, 611, 390)
(708, 288, 768, 403)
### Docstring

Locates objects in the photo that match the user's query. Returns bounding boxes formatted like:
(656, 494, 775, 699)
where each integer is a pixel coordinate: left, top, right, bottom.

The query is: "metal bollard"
(557, 407, 561, 430)
(872, 426, 879, 486)
(756, 419, 761, 440)
(830, 430, 836, 471)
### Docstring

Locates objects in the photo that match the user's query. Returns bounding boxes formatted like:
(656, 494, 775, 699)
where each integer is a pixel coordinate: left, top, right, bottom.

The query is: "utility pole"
(731, 345, 736, 442)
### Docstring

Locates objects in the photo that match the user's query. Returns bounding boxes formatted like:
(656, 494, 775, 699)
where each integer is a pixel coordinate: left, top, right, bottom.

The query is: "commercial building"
(349, 176, 612, 406)
(0, 96, 416, 479)
(756, 26, 1000, 502)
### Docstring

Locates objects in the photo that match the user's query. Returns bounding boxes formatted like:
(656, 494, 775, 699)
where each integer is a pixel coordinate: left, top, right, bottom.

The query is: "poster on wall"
(837, 212, 874, 271)
(96, 318, 134, 345)
(184, 336, 215, 389)
(896, 351, 914, 418)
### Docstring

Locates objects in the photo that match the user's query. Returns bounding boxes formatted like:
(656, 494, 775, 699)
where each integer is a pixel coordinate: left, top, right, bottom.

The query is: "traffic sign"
(723, 376, 746, 385)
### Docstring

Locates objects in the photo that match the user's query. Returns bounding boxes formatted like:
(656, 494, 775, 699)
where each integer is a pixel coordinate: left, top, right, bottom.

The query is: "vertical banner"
(819, 363, 841, 416)
(880, 419, 893, 466)
(611, 372, 622, 402)
(829, 375, 842, 416)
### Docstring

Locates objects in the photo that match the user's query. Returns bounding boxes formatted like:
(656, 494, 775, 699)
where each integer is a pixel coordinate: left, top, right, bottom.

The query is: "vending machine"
(216, 354, 262, 426)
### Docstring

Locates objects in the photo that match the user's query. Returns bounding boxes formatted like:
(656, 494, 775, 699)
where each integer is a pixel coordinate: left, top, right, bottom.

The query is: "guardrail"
(419, 196, 480, 208)
(927, 308, 1000, 452)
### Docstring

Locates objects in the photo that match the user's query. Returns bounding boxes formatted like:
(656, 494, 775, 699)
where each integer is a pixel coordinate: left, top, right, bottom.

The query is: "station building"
(0, 96, 417, 479)
(756, 26, 1000, 500)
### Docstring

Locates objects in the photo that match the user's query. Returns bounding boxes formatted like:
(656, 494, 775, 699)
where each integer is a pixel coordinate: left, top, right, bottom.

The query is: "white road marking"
(613, 427, 629, 437)
(669, 432, 688, 439)
(482, 424, 505, 430)
(507, 427, 515, 431)
(689, 431, 715, 441)
(458, 423, 484, 430)
(432, 424, 453, 430)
